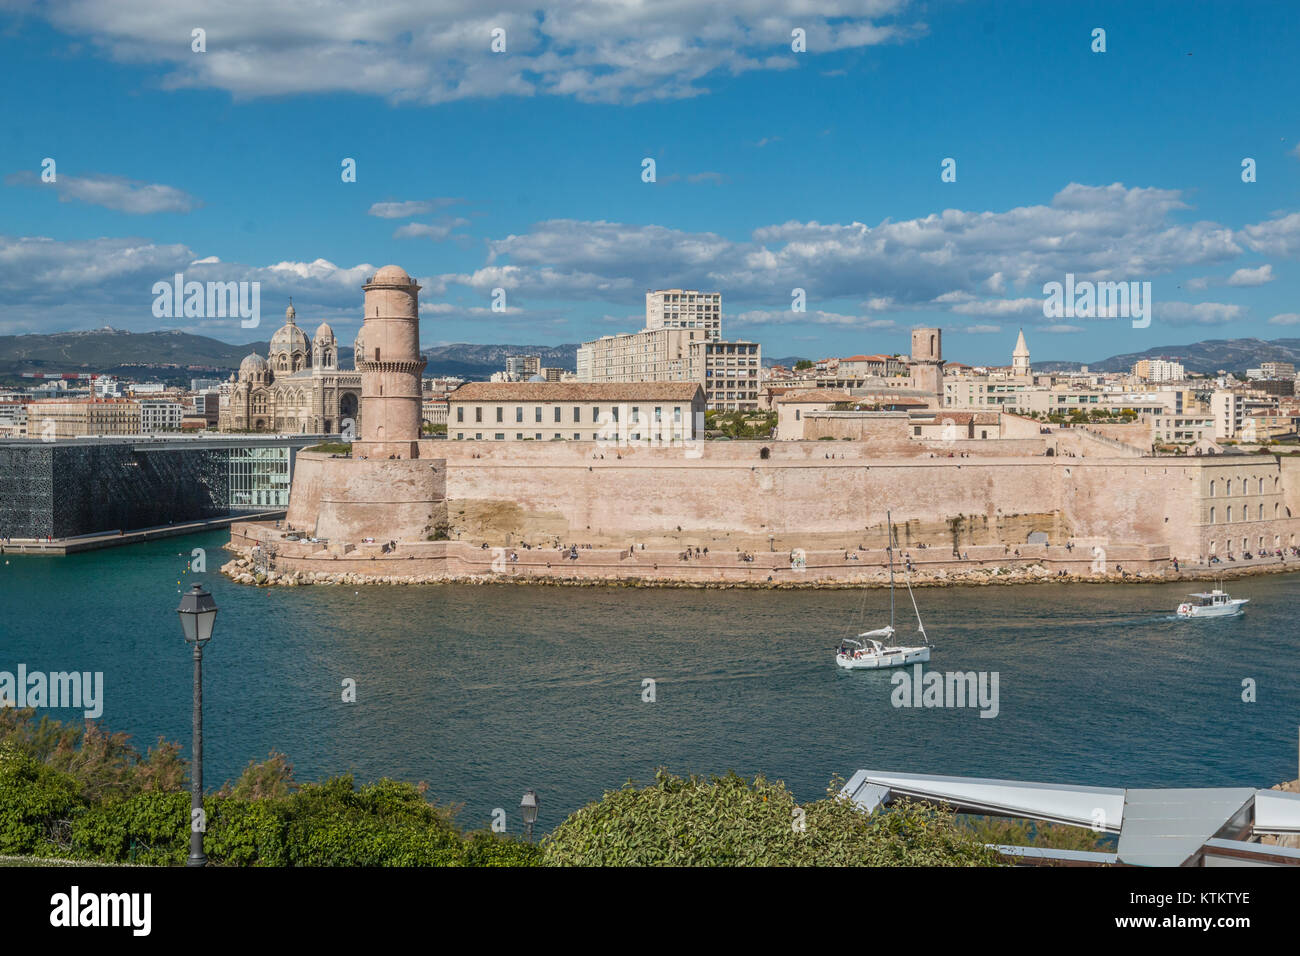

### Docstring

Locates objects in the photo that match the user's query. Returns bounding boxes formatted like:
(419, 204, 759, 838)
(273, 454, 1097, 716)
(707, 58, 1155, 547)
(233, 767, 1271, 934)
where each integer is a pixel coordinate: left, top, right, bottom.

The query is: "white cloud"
(948, 297, 1041, 316)
(460, 184, 1241, 309)
(16, 0, 921, 105)
(368, 199, 464, 218)
(1156, 301, 1247, 326)
(1239, 212, 1300, 257)
(7, 170, 198, 214)
(393, 218, 470, 241)
(729, 309, 898, 328)
(1226, 263, 1274, 286)
(0, 235, 439, 336)
(1267, 312, 1300, 326)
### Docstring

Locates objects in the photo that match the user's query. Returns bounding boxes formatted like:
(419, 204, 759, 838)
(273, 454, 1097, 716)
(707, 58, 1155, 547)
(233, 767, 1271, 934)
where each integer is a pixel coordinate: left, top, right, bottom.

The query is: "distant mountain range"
(0, 328, 578, 383)
(1033, 337, 1300, 375)
(1, 329, 1295, 384)
(418, 343, 579, 379)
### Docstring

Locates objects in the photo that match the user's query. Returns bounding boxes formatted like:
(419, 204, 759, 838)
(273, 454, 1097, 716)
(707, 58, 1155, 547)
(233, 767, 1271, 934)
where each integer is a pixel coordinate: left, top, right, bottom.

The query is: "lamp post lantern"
(520, 789, 539, 843)
(176, 583, 217, 868)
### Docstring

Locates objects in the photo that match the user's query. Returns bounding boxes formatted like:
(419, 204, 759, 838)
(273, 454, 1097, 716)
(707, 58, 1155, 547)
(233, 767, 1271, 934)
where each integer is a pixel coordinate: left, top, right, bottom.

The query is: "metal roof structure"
(841, 770, 1300, 867)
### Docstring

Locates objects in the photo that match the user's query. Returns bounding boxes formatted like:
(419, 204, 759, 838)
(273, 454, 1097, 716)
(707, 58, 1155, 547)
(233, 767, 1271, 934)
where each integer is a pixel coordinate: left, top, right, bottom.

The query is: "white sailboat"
(836, 512, 932, 670)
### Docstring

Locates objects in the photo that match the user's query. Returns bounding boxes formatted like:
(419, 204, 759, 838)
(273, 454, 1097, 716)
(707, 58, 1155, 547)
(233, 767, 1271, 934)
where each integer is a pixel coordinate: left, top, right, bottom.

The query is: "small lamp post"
(520, 789, 539, 843)
(176, 583, 218, 867)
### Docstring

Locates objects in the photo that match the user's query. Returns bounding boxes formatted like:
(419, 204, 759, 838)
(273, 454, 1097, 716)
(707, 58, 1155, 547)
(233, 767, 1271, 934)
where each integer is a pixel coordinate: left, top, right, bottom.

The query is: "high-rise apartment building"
(577, 289, 761, 410)
(645, 289, 722, 341)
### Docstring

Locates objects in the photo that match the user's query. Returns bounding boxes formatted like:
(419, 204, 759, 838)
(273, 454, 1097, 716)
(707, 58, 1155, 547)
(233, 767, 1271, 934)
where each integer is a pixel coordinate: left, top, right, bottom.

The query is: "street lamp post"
(176, 583, 218, 868)
(520, 790, 539, 843)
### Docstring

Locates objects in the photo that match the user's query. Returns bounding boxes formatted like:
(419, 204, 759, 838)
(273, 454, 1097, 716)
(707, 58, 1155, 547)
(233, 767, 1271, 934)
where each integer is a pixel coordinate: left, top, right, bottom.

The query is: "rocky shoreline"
(219, 554, 1298, 590)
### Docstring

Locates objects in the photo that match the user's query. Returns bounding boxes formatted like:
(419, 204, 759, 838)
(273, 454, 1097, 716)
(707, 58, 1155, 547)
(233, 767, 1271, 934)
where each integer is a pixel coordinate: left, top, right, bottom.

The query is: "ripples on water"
(1, 530, 1297, 834)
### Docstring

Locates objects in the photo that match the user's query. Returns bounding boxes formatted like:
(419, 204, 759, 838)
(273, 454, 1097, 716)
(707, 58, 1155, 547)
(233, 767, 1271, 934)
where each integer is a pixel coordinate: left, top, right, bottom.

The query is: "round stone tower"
(908, 327, 945, 406)
(355, 264, 426, 459)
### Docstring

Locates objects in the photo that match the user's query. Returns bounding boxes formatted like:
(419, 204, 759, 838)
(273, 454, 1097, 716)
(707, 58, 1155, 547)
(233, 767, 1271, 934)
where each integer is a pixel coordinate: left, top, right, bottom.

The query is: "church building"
(218, 305, 363, 434)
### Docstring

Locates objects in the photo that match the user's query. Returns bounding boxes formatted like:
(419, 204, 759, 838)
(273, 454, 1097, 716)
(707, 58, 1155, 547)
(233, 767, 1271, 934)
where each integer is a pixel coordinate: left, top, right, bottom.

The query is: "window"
(495, 433, 504, 440)
(554, 407, 561, 423)
(515, 407, 523, 423)
(496, 407, 503, 423)
(457, 407, 464, 423)
(573, 407, 581, 423)
(516, 433, 523, 440)
(535, 433, 541, 441)
(654, 406, 662, 422)
(631, 407, 640, 423)
(612, 406, 619, 422)
(673, 407, 681, 424)
(475, 432, 482, 440)
(535, 407, 542, 423)
(1210, 507, 1215, 523)
(475, 407, 483, 423)
(456, 432, 463, 440)
(374, 348, 380, 361)
(573, 433, 580, 440)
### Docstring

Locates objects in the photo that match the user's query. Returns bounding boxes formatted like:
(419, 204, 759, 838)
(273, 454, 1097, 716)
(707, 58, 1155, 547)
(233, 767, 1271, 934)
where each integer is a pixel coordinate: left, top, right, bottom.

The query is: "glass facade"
(228, 445, 292, 508)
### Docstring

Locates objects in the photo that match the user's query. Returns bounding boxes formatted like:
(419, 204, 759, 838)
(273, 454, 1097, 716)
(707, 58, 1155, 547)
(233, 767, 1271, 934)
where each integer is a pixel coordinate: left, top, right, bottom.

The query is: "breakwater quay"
(223, 522, 1298, 588)
(3, 510, 286, 556)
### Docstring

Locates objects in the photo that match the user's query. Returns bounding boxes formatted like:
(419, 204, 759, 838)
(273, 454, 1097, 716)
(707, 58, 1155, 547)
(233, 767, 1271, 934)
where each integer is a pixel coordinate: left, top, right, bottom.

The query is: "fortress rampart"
(236, 441, 1300, 585)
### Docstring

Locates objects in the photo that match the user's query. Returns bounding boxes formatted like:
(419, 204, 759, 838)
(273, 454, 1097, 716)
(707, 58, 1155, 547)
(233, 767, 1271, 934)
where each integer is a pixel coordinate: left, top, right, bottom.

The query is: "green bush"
(277, 777, 464, 866)
(303, 442, 352, 455)
(70, 791, 190, 865)
(0, 746, 84, 857)
(542, 770, 1002, 867)
(205, 797, 288, 866)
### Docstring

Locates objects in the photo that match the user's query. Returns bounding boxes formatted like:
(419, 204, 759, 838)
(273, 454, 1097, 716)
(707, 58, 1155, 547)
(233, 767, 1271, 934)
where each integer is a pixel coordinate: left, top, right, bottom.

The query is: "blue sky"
(2, 0, 1298, 365)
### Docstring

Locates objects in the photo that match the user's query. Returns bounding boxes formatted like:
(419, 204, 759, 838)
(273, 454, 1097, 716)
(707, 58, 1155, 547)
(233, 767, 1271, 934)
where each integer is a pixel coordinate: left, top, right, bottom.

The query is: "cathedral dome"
(270, 311, 309, 353)
(314, 322, 335, 341)
(239, 352, 268, 376)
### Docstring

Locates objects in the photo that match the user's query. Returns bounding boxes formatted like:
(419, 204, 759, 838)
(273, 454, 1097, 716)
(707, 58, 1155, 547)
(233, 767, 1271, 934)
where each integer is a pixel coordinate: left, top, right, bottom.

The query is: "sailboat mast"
(887, 510, 895, 630)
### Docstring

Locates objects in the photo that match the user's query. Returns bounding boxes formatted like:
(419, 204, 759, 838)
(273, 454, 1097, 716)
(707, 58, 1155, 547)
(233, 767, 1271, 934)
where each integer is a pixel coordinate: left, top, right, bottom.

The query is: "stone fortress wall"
(266, 438, 1300, 576)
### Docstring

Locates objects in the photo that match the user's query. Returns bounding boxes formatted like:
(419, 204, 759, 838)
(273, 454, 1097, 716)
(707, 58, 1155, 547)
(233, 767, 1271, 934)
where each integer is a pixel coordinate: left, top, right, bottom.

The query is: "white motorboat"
(1176, 588, 1248, 618)
(836, 511, 933, 670)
